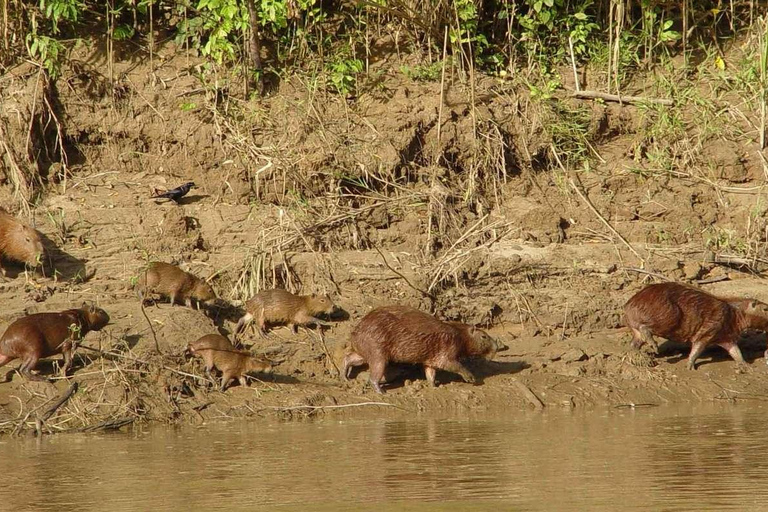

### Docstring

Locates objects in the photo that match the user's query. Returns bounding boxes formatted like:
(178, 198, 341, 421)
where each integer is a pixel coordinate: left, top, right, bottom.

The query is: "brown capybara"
(0, 207, 44, 275)
(187, 335, 272, 391)
(624, 282, 768, 370)
(234, 289, 335, 338)
(342, 305, 505, 394)
(0, 304, 110, 381)
(185, 333, 236, 379)
(135, 261, 216, 308)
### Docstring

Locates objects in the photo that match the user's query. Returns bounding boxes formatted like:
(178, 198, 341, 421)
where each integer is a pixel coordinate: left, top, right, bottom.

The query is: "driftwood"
(571, 90, 674, 106)
(34, 382, 79, 436)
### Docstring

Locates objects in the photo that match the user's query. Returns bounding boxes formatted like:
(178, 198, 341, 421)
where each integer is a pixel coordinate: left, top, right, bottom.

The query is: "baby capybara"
(235, 289, 335, 338)
(187, 334, 272, 391)
(0, 304, 110, 381)
(624, 282, 768, 370)
(0, 207, 44, 275)
(343, 305, 504, 394)
(136, 261, 216, 308)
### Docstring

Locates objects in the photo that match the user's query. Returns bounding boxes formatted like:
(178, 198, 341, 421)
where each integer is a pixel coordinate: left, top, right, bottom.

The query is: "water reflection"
(1, 405, 768, 511)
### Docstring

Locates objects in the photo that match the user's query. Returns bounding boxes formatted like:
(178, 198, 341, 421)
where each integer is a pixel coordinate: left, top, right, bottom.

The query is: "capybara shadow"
(38, 232, 89, 283)
(328, 307, 350, 322)
(176, 194, 207, 205)
(211, 302, 247, 333)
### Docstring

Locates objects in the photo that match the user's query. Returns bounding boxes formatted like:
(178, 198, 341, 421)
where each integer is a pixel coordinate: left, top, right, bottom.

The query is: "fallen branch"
(78, 344, 209, 383)
(571, 90, 674, 106)
(35, 381, 79, 436)
(620, 267, 669, 281)
(696, 275, 730, 285)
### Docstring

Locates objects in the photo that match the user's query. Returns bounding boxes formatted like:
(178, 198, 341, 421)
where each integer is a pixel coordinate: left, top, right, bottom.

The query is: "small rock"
(561, 348, 588, 363)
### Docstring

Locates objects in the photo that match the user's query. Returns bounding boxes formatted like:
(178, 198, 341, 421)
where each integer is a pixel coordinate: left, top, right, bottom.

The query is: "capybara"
(186, 333, 236, 379)
(235, 289, 335, 338)
(135, 261, 216, 308)
(0, 304, 110, 381)
(342, 305, 505, 393)
(187, 334, 272, 391)
(624, 282, 768, 370)
(0, 207, 44, 275)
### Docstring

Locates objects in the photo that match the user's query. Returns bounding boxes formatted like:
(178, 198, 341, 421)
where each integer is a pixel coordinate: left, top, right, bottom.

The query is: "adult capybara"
(342, 305, 505, 393)
(624, 282, 768, 370)
(135, 261, 216, 308)
(0, 304, 110, 381)
(235, 289, 335, 338)
(0, 207, 44, 275)
(187, 334, 272, 391)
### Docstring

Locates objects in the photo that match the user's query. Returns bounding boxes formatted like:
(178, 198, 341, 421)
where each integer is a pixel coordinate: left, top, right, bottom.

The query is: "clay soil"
(3, 35, 768, 434)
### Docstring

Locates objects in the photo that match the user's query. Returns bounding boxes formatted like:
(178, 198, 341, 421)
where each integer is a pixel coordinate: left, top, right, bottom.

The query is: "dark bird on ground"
(151, 182, 196, 203)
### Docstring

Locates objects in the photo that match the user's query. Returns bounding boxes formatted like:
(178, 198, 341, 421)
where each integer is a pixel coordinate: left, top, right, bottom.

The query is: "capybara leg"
(720, 342, 747, 367)
(0, 353, 11, 368)
(441, 361, 476, 384)
(220, 372, 233, 392)
(61, 350, 73, 378)
(185, 297, 193, 308)
(307, 316, 332, 328)
(640, 326, 659, 353)
(342, 352, 365, 380)
(234, 313, 252, 339)
(19, 356, 45, 381)
(687, 342, 707, 370)
(424, 366, 437, 386)
(369, 361, 387, 394)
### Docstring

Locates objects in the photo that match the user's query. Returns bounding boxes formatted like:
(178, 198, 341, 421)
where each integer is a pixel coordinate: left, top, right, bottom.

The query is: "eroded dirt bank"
(2, 35, 768, 435)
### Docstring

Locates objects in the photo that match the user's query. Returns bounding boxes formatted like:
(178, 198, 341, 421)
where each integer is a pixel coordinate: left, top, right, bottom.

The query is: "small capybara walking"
(343, 305, 505, 393)
(624, 282, 768, 370)
(0, 207, 44, 276)
(135, 261, 216, 308)
(0, 304, 110, 381)
(187, 333, 272, 391)
(234, 289, 335, 338)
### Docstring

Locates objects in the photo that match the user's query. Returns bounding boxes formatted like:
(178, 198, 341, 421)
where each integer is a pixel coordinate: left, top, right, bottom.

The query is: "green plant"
(401, 60, 443, 82)
(327, 57, 363, 95)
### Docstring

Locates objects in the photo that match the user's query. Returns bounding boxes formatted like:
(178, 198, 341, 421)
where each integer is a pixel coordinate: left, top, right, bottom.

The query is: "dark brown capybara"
(624, 282, 768, 370)
(187, 334, 272, 391)
(0, 207, 44, 276)
(0, 304, 110, 381)
(135, 261, 216, 308)
(342, 305, 505, 394)
(234, 289, 335, 338)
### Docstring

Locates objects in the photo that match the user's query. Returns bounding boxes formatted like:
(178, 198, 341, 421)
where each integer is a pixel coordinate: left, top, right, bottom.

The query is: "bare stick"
(620, 267, 669, 281)
(571, 90, 673, 106)
(568, 36, 580, 92)
(264, 401, 407, 412)
(35, 382, 78, 435)
(374, 246, 435, 300)
(140, 302, 161, 353)
(435, 26, 448, 158)
(569, 176, 645, 264)
(696, 275, 730, 285)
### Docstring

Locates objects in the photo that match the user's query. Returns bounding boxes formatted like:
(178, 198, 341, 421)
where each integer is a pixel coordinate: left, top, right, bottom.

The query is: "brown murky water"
(2, 404, 768, 511)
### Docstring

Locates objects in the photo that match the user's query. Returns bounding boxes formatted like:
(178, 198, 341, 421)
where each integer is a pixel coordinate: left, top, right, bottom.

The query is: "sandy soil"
(2, 36, 768, 434)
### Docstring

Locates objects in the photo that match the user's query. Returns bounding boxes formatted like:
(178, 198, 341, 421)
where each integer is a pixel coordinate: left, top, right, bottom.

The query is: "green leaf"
(573, 12, 587, 20)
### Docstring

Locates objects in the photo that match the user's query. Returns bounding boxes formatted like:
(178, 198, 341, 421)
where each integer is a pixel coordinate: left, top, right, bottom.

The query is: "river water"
(1, 403, 767, 511)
